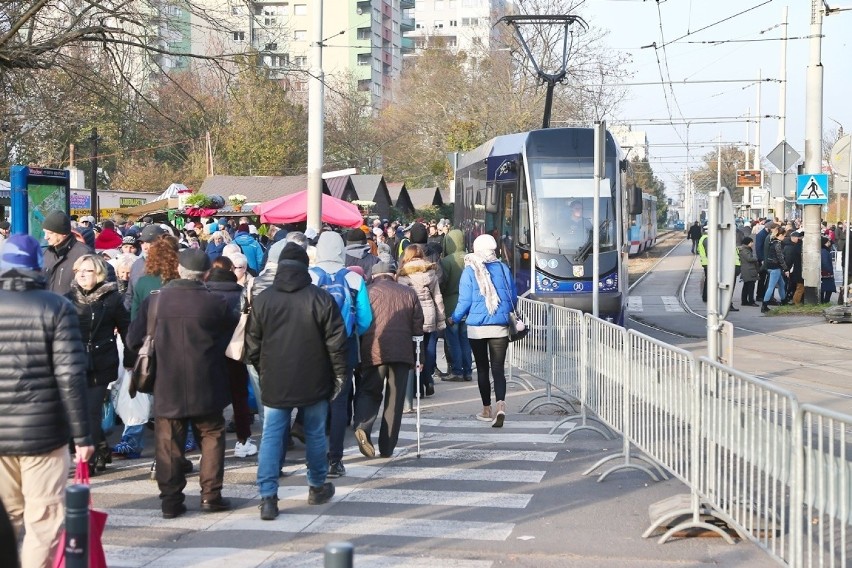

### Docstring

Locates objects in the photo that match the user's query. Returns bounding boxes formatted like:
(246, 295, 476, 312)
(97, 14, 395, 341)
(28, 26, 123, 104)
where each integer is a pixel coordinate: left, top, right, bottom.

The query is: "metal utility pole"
(754, 70, 761, 171)
(777, 7, 788, 146)
(592, 120, 605, 318)
(306, 0, 325, 233)
(89, 128, 99, 222)
(707, 138, 722, 361)
(802, 0, 823, 304)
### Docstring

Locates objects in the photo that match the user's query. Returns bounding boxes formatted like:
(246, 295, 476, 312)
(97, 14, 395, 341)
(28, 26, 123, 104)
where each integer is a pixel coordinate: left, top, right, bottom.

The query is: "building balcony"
(400, 0, 414, 9)
(400, 16, 414, 32)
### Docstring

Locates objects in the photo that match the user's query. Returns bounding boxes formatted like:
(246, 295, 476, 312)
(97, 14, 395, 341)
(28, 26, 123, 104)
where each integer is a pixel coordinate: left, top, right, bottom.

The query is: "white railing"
(506, 302, 852, 567)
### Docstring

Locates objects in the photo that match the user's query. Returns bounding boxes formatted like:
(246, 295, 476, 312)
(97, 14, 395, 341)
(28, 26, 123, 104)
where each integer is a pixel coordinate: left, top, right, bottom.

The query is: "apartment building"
(404, 0, 508, 54)
(140, 1, 403, 109)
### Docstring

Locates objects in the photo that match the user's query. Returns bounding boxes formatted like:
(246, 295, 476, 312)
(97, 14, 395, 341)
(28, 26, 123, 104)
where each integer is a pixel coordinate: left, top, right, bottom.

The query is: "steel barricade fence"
(626, 331, 693, 485)
(508, 297, 552, 392)
(792, 404, 851, 568)
(580, 314, 626, 436)
(696, 357, 798, 563)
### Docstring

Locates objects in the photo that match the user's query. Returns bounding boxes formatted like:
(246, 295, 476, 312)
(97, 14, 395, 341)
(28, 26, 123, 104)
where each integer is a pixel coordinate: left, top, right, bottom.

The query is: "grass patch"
(765, 303, 835, 316)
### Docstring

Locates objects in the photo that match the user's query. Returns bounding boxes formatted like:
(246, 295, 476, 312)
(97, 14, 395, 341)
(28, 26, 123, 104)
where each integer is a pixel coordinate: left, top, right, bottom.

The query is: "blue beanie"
(1, 234, 43, 271)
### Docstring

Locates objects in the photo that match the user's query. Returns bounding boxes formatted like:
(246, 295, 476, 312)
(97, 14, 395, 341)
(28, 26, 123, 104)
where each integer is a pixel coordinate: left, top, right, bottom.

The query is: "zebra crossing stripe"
(413, 448, 558, 462)
(104, 545, 495, 568)
(104, 509, 515, 541)
(342, 488, 532, 509)
(402, 418, 574, 430)
(661, 295, 684, 312)
(627, 296, 643, 312)
(397, 431, 565, 444)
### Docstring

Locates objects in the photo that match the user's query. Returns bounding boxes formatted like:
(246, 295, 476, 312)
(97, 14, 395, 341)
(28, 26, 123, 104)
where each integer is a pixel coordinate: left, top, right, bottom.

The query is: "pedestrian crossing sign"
(796, 173, 829, 204)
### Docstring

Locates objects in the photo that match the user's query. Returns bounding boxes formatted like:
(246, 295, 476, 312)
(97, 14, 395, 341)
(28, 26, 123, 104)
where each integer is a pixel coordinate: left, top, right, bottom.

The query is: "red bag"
(52, 461, 109, 568)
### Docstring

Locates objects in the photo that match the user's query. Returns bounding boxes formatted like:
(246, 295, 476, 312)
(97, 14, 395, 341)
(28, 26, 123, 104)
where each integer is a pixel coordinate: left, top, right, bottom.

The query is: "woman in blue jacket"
(449, 234, 517, 427)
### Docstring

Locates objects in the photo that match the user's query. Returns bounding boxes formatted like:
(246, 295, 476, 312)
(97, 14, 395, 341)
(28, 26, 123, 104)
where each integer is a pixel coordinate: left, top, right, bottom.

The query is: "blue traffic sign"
(796, 173, 829, 205)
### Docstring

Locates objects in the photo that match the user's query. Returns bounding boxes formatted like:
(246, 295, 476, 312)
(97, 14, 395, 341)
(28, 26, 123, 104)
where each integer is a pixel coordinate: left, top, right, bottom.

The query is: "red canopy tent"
(252, 190, 363, 227)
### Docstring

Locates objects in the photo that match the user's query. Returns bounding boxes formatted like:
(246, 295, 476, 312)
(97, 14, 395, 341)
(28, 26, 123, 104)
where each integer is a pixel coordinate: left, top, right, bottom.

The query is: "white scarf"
(464, 250, 501, 315)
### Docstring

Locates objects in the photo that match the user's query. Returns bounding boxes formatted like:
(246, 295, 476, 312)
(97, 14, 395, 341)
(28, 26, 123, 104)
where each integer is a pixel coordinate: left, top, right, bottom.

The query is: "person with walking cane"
(448, 234, 517, 427)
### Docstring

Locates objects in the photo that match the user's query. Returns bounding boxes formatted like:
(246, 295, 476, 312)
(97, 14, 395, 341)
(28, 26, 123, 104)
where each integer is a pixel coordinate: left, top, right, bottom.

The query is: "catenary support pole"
(306, 0, 324, 234)
(778, 6, 788, 219)
(845, 144, 852, 305)
(592, 120, 605, 318)
(802, 0, 823, 304)
(707, 138, 721, 362)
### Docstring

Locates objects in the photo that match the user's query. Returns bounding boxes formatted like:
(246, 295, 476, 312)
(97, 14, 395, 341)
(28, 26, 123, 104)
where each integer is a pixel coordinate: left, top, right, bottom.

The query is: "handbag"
(225, 283, 252, 361)
(51, 461, 108, 568)
(129, 292, 160, 398)
(507, 310, 529, 342)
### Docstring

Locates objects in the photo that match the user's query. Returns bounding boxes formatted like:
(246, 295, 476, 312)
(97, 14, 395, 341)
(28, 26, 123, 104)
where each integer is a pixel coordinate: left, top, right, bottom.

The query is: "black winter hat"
(278, 242, 309, 266)
(409, 222, 427, 244)
(43, 210, 71, 235)
(178, 248, 211, 272)
(346, 228, 366, 243)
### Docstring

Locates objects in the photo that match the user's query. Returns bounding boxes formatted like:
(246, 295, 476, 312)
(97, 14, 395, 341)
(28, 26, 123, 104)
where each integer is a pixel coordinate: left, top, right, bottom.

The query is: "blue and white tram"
(454, 127, 643, 324)
(627, 193, 658, 255)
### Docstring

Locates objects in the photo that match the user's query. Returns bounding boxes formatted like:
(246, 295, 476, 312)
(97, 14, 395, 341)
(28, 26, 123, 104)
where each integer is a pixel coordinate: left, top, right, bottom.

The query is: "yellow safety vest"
(697, 234, 709, 267)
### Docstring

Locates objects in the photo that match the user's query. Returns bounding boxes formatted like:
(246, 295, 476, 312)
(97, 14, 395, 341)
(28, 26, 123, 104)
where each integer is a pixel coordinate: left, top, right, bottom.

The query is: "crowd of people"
(0, 209, 520, 562)
(692, 217, 850, 311)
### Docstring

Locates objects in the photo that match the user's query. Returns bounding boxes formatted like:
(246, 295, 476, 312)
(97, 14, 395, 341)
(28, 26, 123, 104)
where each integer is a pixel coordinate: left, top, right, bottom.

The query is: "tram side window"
(501, 191, 514, 264)
(518, 183, 530, 247)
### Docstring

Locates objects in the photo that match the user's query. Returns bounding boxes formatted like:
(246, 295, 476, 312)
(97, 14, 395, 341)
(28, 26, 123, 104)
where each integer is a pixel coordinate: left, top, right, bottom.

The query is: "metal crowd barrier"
(506, 304, 852, 567)
(793, 404, 850, 568)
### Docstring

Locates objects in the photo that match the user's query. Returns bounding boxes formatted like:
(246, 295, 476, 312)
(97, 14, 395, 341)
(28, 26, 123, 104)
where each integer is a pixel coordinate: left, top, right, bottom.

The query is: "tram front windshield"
(529, 160, 617, 257)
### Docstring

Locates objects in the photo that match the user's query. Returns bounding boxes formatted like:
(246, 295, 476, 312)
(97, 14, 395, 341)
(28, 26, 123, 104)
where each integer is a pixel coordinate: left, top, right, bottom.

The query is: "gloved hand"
(331, 377, 344, 401)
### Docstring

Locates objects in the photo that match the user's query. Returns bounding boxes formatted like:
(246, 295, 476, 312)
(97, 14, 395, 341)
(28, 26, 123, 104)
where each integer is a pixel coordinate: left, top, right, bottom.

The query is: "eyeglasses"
(233, 265, 247, 270)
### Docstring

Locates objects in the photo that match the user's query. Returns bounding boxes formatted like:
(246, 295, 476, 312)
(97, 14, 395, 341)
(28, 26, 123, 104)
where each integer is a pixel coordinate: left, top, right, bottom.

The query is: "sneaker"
(200, 496, 231, 512)
(149, 460, 156, 480)
(259, 496, 279, 520)
(234, 439, 258, 458)
(184, 439, 198, 453)
(327, 460, 346, 478)
(354, 428, 375, 458)
(112, 440, 141, 459)
(476, 406, 493, 422)
(463, 375, 473, 382)
(308, 482, 335, 505)
(492, 401, 506, 428)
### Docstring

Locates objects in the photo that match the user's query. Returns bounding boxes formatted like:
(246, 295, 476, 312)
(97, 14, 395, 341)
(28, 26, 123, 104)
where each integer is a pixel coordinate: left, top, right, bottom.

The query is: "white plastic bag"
(114, 366, 152, 426)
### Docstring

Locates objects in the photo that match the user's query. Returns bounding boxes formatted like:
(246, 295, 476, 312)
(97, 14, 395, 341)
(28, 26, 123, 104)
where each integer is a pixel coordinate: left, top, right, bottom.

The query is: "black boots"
(761, 302, 770, 313)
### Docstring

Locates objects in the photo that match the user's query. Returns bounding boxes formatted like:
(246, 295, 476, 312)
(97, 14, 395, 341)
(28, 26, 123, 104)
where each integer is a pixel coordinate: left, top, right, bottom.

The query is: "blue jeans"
(444, 322, 472, 375)
(328, 369, 353, 463)
(257, 399, 329, 498)
(423, 332, 437, 385)
(763, 268, 786, 302)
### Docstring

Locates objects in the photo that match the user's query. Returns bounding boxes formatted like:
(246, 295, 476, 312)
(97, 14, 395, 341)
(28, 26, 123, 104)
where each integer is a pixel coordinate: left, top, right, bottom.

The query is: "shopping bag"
(101, 399, 116, 435)
(52, 462, 108, 568)
(114, 367, 152, 426)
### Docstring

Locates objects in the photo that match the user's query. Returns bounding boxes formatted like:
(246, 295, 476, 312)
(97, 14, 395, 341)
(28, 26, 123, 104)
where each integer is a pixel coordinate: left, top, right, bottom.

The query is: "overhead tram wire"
(643, 0, 776, 51)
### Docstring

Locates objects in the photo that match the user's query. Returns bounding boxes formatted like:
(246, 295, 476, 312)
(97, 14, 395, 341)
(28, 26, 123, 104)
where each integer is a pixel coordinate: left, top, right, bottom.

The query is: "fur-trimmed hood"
(69, 281, 118, 304)
(397, 258, 436, 277)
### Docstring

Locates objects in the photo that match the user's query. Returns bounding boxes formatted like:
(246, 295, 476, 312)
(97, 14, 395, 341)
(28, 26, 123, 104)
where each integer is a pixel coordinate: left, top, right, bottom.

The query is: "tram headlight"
(542, 278, 551, 287)
(605, 278, 614, 286)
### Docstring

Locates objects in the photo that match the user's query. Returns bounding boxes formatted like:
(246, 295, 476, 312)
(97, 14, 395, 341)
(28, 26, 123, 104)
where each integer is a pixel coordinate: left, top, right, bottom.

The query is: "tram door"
(495, 180, 531, 294)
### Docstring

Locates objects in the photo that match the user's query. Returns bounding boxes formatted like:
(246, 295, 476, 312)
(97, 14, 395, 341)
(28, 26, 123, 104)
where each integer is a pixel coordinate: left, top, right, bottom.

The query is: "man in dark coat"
(687, 221, 702, 253)
(783, 230, 804, 304)
(0, 234, 93, 567)
(353, 260, 424, 459)
(344, 228, 379, 283)
(42, 210, 93, 295)
(245, 243, 348, 521)
(127, 248, 238, 519)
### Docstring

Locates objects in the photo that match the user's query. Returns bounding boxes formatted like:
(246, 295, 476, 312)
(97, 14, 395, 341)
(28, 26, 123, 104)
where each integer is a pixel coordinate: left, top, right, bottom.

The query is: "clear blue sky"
(579, 0, 852, 194)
